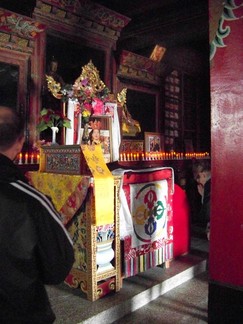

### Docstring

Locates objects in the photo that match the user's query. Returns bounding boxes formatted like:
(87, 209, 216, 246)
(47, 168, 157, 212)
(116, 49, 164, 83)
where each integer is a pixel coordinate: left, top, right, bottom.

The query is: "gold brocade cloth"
(27, 172, 90, 225)
(81, 144, 114, 226)
(27, 144, 114, 226)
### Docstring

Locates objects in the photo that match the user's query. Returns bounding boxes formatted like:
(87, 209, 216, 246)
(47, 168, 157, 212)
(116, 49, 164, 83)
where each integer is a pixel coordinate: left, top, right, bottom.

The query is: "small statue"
(117, 88, 141, 136)
(47, 56, 65, 86)
(45, 57, 66, 100)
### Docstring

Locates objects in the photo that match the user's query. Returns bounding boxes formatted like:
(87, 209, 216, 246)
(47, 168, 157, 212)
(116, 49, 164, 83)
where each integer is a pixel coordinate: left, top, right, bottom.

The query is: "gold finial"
(73, 60, 106, 94)
(117, 88, 127, 106)
(45, 75, 62, 99)
(117, 88, 141, 136)
(46, 60, 108, 100)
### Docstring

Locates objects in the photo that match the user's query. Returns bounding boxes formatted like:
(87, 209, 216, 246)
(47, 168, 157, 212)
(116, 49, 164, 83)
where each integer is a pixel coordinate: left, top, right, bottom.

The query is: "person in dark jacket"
(0, 106, 74, 323)
(192, 160, 211, 240)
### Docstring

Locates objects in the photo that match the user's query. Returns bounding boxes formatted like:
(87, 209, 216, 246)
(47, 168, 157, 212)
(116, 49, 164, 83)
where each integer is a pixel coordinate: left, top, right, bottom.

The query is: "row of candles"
(16, 152, 40, 165)
(16, 151, 210, 165)
(119, 151, 210, 162)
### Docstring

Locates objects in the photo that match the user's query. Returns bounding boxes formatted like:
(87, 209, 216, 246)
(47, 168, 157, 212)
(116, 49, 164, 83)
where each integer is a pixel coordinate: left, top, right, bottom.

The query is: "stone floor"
(47, 231, 209, 324)
(112, 271, 209, 324)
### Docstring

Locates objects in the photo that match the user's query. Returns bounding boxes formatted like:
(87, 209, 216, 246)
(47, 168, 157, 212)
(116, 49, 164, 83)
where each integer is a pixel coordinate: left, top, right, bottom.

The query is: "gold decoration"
(117, 88, 141, 136)
(73, 60, 106, 94)
(45, 75, 63, 99)
(117, 87, 127, 106)
(46, 60, 109, 101)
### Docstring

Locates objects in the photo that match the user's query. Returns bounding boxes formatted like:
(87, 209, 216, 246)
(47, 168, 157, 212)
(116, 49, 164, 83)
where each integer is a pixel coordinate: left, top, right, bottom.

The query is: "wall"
(209, 0, 243, 321)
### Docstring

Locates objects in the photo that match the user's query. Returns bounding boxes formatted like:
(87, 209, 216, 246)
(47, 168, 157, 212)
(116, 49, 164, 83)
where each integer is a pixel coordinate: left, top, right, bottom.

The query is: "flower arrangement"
(61, 61, 110, 117)
(60, 78, 110, 118)
(82, 104, 92, 124)
(72, 77, 110, 103)
(36, 108, 71, 133)
(44, 61, 112, 145)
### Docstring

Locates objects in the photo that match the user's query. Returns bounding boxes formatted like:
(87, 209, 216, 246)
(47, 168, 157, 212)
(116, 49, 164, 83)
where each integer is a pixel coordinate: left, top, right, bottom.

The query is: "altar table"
(27, 171, 122, 301)
(27, 166, 190, 300)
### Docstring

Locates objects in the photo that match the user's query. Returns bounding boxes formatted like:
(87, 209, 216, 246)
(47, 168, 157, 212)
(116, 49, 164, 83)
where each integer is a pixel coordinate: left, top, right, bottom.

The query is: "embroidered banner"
(130, 179, 168, 248)
(81, 144, 114, 226)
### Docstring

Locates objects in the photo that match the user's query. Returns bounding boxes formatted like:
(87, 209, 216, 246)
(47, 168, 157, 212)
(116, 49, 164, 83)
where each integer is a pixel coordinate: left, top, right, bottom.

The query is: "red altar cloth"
(120, 167, 174, 277)
(173, 184, 190, 257)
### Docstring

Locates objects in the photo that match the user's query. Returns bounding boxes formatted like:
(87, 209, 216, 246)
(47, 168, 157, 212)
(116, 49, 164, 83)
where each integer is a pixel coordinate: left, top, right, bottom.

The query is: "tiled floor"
(47, 233, 209, 324)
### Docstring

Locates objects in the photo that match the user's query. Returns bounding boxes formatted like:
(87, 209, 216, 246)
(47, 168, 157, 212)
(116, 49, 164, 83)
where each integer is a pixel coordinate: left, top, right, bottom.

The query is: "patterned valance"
(34, 0, 130, 43)
(117, 50, 161, 86)
(0, 9, 45, 53)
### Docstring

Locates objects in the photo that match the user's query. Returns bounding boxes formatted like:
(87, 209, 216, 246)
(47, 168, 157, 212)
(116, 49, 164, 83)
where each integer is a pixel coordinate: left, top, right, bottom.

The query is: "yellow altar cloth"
(27, 144, 114, 226)
(81, 144, 114, 226)
(27, 172, 90, 225)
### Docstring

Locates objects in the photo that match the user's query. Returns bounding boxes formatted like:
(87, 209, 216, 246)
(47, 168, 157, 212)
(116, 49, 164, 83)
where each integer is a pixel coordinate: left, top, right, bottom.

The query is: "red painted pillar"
(208, 1, 243, 321)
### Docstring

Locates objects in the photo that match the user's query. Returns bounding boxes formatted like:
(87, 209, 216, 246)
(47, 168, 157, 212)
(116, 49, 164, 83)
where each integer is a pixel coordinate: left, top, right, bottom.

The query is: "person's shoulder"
(0, 180, 43, 215)
(9, 180, 62, 220)
(206, 178, 211, 187)
(8, 180, 52, 208)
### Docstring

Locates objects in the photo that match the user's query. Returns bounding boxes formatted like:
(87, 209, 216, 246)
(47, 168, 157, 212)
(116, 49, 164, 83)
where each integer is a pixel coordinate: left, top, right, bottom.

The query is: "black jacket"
(199, 178, 211, 224)
(0, 153, 74, 323)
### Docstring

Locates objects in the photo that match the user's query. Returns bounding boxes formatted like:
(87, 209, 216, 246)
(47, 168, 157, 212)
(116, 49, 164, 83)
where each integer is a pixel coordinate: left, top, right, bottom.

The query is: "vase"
(81, 120, 90, 144)
(96, 239, 115, 273)
(51, 126, 59, 145)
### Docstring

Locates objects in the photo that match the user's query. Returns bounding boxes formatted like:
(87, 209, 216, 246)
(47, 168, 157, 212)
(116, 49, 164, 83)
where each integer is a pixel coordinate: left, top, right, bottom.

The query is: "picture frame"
(121, 140, 144, 153)
(104, 101, 117, 117)
(144, 132, 164, 152)
(88, 115, 113, 163)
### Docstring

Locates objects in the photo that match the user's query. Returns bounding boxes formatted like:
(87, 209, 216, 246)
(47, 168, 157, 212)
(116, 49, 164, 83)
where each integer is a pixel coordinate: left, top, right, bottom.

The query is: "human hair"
(192, 160, 211, 180)
(89, 128, 100, 143)
(0, 106, 25, 151)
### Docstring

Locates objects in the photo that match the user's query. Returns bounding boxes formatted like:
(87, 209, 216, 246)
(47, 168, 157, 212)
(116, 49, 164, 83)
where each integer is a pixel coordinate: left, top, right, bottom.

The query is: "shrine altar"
(25, 158, 192, 302)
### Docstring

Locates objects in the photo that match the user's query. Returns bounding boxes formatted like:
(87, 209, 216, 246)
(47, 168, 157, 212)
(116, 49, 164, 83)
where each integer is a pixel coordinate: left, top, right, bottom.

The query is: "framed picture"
(121, 140, 144, 153)
(104, 101, 117, 116)
(144, 132, 164, 152)
(87, 115, 112, 163)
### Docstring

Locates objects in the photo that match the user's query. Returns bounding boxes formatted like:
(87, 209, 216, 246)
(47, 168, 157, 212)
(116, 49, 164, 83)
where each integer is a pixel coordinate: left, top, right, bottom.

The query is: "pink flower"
(92, 98, 104, 115)
(83, 102, 92, 113)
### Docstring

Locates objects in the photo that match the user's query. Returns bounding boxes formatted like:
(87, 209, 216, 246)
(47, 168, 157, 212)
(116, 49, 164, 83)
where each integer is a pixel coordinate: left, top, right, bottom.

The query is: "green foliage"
(36, 108, 71, 133)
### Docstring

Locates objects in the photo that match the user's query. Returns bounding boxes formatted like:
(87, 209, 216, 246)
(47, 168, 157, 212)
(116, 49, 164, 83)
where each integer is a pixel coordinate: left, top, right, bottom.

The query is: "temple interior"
(0, 0, 242, 323)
